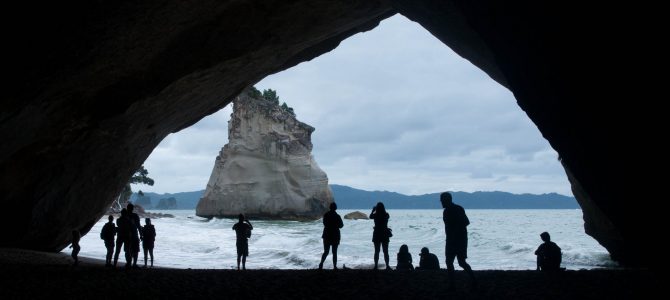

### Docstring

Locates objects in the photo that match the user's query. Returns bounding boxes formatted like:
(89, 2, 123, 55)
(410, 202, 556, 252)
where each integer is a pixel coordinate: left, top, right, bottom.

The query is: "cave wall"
(1, 0, 394, 251)
(390, 0, 653, 265)
(0, 1, 652, 265)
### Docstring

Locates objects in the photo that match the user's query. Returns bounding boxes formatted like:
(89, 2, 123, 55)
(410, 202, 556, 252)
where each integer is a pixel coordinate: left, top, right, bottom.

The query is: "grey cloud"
(140, 15, 571, 196)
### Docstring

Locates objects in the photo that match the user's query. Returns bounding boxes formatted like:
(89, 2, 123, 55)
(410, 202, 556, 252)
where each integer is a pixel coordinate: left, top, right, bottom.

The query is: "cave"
(1, 1, 654, 266)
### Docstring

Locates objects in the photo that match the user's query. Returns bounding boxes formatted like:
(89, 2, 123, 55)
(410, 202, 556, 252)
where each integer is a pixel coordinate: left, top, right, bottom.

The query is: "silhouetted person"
(70, 229, 81, 266)
(142, 218, 156, 268)
(100, 215, 116, 267)
(370, 202, 391, 270)
(441, 192, 477, 288)
(114, 208, 133, 268)
(319, 202, 344, 270)
(126, 203, 143, 268)
(396, 244, 414, 270)
(232, 214, 253, 270)
(535, 231, 563, 271)
(416, 247, 440, 270)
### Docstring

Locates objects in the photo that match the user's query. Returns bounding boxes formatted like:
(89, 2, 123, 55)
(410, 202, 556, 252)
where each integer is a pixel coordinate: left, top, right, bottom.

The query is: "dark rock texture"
(0, 1, 655, 265)
(1, 0, 393, 251)
(389, 0, 656, 266)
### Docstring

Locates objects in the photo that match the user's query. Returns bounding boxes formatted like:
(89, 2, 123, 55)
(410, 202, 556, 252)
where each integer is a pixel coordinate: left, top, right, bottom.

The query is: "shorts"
(236, 240, 249, 256)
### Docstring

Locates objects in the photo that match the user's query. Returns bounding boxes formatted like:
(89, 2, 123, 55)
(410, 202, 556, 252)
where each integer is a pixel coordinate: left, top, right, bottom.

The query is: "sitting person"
(535, 231, 563, 271)
(416, 247, 440, 270)
(396, 244, 414, 270)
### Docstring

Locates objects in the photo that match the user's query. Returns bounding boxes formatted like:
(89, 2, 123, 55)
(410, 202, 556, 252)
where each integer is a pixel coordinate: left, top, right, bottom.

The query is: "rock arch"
(1, 1, 652, 266)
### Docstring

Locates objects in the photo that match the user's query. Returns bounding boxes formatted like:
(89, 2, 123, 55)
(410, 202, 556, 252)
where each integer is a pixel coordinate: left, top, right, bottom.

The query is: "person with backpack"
(100, 215, 116, 267)
(232, 214, 253, 270)
(142, 218, 156, 268)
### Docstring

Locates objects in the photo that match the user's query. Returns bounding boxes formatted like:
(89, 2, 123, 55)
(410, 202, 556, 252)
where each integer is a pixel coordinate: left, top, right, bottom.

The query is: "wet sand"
(0, 248, 659, 299)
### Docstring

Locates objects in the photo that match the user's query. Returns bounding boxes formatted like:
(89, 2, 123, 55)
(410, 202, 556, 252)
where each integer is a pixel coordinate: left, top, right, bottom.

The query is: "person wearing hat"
(416, 247, 440, 270)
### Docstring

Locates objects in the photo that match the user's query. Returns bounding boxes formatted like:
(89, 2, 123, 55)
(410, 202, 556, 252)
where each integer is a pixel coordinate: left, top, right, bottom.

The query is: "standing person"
(441, 192, 477, 288)
(126, 203, 143, 268)
(70, 229, 81, 266)
(370, 202, 391, 270)
(535, 231, 562, 271)
(319, 202, 344, 270)
(142, 218, 156, 268)
(100, 215, 116, 267)
(232, 214, 253, 270)
(396, 244, 414, 270)
(114, 208, 132, 268)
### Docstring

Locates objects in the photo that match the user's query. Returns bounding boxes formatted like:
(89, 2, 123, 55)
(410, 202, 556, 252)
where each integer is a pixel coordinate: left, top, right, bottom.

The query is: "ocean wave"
(562, 250, 616, 267)
(499, 243, 534, 254)
(77, 209, 614, 270)
(200, 247, 220, 254)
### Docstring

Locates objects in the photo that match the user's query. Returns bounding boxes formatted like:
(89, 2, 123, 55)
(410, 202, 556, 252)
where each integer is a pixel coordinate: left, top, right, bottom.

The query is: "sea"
(72, 209, 617, 270)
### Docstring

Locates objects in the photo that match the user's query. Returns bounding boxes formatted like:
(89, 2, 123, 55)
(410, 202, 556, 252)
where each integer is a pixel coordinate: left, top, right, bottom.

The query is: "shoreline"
(1, 248, 658, 299)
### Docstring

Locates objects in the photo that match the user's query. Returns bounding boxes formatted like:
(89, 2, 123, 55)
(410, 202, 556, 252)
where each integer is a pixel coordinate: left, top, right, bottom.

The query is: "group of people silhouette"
(93, 203, 156, 269)
(317, 192, 562, 287)
(70, 192, 562, 276)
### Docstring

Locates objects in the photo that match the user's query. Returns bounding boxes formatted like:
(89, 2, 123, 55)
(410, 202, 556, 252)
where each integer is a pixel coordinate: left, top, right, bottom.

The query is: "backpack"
(100, 223, 112, 240)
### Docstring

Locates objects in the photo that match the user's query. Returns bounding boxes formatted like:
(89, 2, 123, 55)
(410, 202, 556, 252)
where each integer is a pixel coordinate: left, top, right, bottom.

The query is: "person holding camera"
(370, 202, 391, 270)
(232, 213, 253, 270)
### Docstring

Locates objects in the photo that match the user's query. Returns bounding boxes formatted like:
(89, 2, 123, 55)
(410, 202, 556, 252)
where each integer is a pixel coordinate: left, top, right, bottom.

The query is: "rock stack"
(196, 89, 333, 220)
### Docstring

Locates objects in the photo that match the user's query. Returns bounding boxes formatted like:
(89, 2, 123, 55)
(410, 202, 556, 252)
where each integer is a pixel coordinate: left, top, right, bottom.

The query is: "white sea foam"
(73, 209, 615, 270)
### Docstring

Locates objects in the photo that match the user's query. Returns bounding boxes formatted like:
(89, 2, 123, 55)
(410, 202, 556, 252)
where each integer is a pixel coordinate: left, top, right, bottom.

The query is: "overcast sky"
(139, 15, 572, 196)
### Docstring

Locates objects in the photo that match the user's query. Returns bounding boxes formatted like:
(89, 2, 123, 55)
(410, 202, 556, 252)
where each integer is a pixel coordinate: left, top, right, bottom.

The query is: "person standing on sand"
(100, 215, 116, 267)
(232, 214, 253, 270)
(142, 218, 156, 268)
(126, 203, 143, 268)
(70, 229, 81, 266)
(114, 208, 132, 268)
(319, 202, 344, 270)
(370, 202, 392, 270)
(441, 192, 477, 288)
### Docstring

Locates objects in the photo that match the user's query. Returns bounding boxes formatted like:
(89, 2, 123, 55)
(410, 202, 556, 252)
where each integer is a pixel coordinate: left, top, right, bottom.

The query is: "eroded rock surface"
(196, 90, 333, 219)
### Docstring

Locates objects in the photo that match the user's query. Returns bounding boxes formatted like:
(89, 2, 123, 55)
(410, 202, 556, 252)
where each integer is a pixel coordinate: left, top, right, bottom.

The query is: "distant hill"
(329, 185, 578, 209)
(131, 185, 578, 210)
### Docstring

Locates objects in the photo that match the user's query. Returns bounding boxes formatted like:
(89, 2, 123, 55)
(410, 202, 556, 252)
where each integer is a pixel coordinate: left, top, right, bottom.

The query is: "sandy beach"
(0, 248, 659, 299)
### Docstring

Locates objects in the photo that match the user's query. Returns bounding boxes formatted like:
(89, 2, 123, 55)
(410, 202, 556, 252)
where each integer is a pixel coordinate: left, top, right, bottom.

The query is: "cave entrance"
(101, 15, 610, 270)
